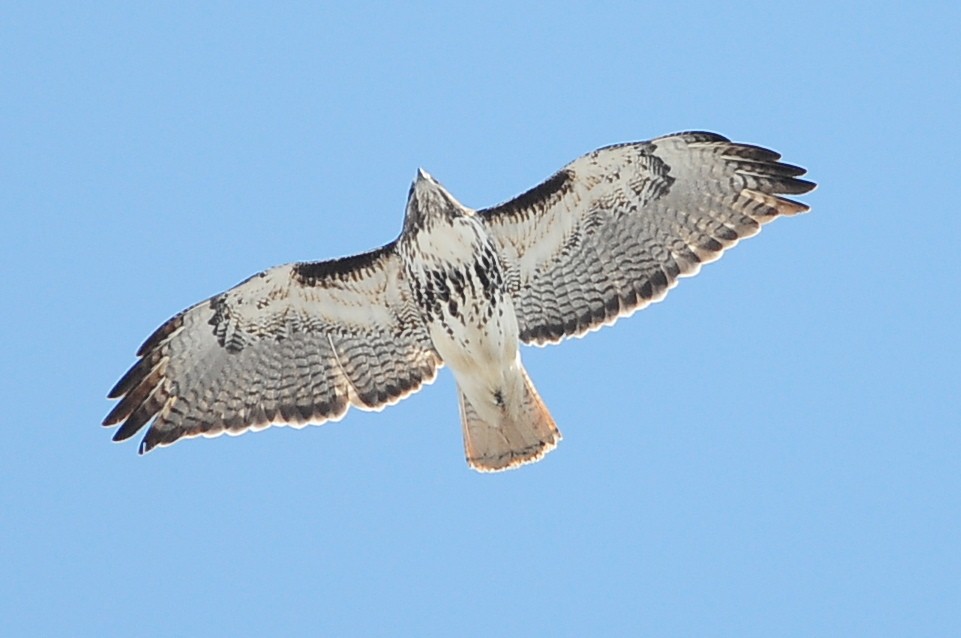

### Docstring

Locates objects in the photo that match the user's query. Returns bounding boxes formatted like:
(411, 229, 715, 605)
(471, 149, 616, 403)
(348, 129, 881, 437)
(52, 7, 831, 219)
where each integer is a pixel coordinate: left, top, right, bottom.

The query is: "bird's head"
(403, 168, 466, 233)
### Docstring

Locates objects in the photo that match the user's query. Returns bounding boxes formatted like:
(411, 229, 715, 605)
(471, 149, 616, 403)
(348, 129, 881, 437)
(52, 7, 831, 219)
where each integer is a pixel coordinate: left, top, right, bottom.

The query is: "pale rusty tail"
(458, 366, 561, 472)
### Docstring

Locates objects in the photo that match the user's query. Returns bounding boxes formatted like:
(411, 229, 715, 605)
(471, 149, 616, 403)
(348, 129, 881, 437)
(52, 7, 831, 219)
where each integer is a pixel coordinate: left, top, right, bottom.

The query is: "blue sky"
(2, 2, 959, 636)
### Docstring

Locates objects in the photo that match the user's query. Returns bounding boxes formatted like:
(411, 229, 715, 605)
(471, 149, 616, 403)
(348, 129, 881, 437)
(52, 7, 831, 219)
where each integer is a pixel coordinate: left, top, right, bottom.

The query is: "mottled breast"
(400, 215, 518, 366)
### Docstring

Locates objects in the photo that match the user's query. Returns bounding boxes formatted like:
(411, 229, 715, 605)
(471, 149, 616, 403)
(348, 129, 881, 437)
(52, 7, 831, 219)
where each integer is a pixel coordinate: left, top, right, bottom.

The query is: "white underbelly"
(429, 293, 518, 372)
(429, 295, 523, 422)
(400, 212, 524, 421)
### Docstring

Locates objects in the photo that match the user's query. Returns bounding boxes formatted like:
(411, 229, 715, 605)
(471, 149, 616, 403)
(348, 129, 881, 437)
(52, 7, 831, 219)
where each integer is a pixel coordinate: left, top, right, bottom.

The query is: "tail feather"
(459, 366, 561, 472)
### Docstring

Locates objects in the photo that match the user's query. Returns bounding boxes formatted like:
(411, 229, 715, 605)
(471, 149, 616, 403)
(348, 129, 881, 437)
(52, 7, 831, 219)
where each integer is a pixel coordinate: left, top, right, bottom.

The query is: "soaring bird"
(103, 131, 815, 472)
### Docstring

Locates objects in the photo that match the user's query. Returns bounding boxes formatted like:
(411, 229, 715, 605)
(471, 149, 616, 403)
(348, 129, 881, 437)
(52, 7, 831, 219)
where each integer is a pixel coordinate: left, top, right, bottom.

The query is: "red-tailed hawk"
(104, 131, 815, 471)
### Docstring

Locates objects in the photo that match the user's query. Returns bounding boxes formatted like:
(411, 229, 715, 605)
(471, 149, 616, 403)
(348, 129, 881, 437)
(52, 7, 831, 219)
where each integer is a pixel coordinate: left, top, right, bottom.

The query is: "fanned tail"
(459, 366, 561, 472)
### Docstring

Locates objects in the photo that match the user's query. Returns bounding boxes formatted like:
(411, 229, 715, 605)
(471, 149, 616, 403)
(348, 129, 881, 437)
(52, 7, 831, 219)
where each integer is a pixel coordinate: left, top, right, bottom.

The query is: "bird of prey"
(103, 131, 815, 472)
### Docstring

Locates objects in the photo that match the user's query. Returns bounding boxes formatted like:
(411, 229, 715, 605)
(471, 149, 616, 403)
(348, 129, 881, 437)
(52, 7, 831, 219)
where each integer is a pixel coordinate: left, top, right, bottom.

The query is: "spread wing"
(478, 131, 816, 345)
(103, 244, 441, 453)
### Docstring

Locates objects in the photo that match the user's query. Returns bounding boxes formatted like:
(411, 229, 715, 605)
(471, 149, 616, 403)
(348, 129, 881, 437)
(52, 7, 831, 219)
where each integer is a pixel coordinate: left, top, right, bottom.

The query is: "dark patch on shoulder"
(292, 241, 396, 286)
(479, 169, 574, 220)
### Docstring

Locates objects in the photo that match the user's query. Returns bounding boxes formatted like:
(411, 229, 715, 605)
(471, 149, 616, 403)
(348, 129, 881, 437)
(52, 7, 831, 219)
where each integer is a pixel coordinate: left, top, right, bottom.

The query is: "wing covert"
(478, 131, 815, 345)
(103, 243, 441, 452)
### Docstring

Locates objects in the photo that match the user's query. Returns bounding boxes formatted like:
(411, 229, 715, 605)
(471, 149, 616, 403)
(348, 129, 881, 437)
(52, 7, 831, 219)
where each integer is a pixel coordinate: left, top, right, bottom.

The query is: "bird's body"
(104, 131, 814, 471)
(402, 205, 518, 420)
(400, 172, 560, 468)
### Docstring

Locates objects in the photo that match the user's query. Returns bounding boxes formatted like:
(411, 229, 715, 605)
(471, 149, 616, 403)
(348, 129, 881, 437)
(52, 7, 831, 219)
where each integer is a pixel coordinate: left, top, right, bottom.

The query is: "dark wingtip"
(774, 162, 809, 178)
(103, 393, 140, 426)
(107, 360, 146, 399)
(733, 143, 782, 162)
(136, 314, 184, 357)
(102, 407, 123, 427)
(768, 176, 816, 196)
(786, 177, 817, 195)
(111, 419, 142, 442)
